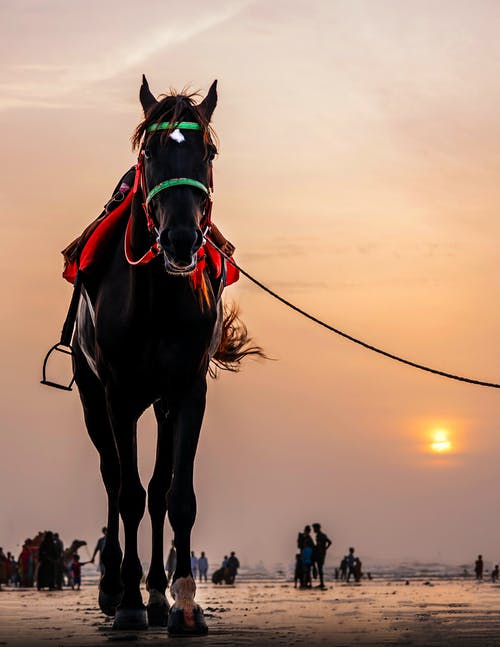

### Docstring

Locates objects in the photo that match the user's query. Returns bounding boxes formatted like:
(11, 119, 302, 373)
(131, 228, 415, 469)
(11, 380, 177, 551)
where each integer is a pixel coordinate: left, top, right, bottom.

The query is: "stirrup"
(40, 343, 75, 391)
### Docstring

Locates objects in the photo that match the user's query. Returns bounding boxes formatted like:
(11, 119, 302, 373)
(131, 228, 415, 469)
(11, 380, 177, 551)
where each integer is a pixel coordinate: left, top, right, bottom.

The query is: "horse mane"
(131, 90, 218, 153)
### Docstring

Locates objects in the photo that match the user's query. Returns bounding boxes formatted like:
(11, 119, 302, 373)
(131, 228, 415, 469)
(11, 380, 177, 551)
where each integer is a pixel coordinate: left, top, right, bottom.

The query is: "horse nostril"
(193, 228, 203, 254)
(159, 228, 173, 252)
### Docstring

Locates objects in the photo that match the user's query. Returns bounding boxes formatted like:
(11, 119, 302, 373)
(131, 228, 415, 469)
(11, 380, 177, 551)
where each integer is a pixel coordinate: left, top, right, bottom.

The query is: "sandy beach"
(1, 578, 500, 647)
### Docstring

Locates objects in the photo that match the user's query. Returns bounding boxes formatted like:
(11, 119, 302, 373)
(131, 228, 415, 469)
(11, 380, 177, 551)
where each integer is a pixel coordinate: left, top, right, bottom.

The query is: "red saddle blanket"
(62, 192, 239, 288)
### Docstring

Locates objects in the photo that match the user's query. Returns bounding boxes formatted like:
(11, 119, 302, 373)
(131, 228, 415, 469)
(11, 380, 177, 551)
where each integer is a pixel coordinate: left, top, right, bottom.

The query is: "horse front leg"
(73, 345, 123, 616)
(167, 375, 208, 636)
(107, 403, 147, 631)
(145, 401, 173, 627)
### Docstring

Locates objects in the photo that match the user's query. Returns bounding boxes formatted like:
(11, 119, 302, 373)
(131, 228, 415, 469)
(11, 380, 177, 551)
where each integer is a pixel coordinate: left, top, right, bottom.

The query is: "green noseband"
(144, 122, 209, 205)
(145, 178, 209, 206)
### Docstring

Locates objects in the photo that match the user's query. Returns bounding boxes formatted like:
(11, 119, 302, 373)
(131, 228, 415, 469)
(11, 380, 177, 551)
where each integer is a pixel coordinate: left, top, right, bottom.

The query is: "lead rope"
(205, 238, 500, 389)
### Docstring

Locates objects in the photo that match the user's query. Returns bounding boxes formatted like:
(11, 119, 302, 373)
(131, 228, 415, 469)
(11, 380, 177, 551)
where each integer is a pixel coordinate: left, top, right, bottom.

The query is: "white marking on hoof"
(170, 576, 196, 627)
(169, 128, 185, 143)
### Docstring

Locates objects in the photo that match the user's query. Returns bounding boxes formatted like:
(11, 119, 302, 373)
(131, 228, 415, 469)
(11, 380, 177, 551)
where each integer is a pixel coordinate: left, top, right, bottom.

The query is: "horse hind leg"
(73, 342, 123, 616)
(145, 401, 173, 627)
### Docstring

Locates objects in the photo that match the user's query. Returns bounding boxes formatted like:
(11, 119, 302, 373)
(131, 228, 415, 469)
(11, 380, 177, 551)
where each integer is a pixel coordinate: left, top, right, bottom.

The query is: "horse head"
(133, 76, 218, 275)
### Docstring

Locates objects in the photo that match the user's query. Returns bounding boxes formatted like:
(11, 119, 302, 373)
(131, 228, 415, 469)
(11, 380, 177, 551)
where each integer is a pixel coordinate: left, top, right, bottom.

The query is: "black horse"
(72, 77, 261, 634)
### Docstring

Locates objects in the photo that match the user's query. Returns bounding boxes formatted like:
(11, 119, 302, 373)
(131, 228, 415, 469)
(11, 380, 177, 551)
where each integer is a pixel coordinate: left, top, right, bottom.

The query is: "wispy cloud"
(0, 1, 252, 111)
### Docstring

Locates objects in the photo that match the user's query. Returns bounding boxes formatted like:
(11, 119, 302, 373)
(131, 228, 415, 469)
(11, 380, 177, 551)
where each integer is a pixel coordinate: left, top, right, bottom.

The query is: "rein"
(124, 121, 213, 267)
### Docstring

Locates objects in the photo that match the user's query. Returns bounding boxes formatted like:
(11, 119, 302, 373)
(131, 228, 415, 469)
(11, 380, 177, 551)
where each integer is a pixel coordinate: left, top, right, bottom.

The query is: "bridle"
(124, 121, 214, 267)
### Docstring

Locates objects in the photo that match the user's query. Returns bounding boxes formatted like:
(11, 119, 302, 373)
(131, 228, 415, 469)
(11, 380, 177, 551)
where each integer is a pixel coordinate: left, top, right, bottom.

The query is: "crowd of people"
(165, 542, 240, 585)
(0, 531, 92, 591)
(294, 524, 368, 589)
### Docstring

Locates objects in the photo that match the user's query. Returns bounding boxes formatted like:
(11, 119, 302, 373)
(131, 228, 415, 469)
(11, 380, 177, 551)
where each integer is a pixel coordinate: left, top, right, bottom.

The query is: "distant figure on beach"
(353, 557, 363, 582)
(198, 551, 208, 582)
(91, 527, 107, 575)
(212, 554, 237, 585)
(0, 547, 8, 590)
(165, 540, 176, 584)
(297, 525, 315, 588)
(339, 556, 347, 580)
(53, 532, 64, 589)
(18, 542, 34, 587)
(37, 531, 57, 590)
(7, 553, 18, 587)
(312, 523, 332, 590)
(70, 554, 89, 590)
(491, 565, 499, 583)
(226, 552, 240, 584)
(475, 554, 484, 580)
(190, 551, 199, 579)
(345, 547, 357, 582)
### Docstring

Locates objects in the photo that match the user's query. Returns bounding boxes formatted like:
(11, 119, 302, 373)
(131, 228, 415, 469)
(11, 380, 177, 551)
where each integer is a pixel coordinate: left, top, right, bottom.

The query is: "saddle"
(61, 167, 239, 290)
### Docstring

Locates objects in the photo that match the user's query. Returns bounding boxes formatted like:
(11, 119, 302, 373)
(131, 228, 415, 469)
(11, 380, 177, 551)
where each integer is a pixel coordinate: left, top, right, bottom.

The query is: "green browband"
(146, 178, 209, 206)
(147, 121, 202, 133)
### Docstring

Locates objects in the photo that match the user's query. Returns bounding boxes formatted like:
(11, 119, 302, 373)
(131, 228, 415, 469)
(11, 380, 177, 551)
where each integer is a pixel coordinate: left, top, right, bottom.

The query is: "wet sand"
(1, 579, 500, 646)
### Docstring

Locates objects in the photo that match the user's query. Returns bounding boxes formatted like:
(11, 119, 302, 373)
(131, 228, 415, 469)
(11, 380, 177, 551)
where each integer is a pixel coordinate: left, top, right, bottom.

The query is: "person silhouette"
(312, 523, 332, 589)
(475, 554, 484, 580)
(91, 527, 107, 575)
(198, 551, 208, 582)
(345, 547, 356, 583)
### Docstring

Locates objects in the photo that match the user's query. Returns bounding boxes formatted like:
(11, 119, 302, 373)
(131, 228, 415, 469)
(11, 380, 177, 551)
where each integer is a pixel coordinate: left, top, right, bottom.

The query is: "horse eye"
(144, 148, 152, 160)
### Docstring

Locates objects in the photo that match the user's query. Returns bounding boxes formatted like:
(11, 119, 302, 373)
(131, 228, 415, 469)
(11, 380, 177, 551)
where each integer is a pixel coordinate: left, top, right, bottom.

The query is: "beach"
(1, 578, 500, 647)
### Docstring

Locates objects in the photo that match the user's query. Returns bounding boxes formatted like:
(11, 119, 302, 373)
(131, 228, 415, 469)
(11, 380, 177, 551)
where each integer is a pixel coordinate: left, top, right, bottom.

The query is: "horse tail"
(210, 303, 265, 377)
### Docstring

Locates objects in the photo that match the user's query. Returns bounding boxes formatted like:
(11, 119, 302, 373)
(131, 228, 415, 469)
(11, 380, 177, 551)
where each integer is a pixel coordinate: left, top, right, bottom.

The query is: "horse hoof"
(112, 607, 148, 631)
(167, 607, 208, 636)
(147, 602, 169, 627)
(98, 590, 123, 616)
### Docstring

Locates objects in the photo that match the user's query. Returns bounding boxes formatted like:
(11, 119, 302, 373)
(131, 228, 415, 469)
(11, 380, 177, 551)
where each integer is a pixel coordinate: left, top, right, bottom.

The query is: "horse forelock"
(131, 91, 218, 153)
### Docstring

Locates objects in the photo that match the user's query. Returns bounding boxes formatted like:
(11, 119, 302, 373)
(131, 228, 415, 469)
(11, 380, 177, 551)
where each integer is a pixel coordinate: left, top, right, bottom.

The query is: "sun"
(430, 428, 452, 453)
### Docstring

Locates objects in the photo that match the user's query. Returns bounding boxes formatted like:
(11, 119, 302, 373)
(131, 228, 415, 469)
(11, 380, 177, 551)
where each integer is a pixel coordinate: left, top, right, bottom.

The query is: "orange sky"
(1, 0, 499, 570)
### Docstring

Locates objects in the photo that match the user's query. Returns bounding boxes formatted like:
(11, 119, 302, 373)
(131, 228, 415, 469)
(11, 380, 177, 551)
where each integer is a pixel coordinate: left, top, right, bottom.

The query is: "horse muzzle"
(157, 226, 203, 276)
(162, 252, 198, 275)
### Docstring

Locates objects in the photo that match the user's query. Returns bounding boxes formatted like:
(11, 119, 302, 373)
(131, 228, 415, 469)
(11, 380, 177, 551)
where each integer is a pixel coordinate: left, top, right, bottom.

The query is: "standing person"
(8, 553, 19, 587)
(475, 555, 484, 580)
(91, 527, 107, 575)
(345, 547, 356, 582)
(37, 531, 57, 590)
(198, 551, 208, 582)
(53, 533, 64, 589)
(299, 526, 315, 588)
(18, 542, 33, 587)
(70, 554, 89, 590)
(312, 523, 332, 590)
(165, 541, 176, 585)
(491, 565, 499, 582)
(226, 552, 240, 584)
(353, 557, 363, 583)
(339, 556, 347, 580)
(190, 551, 199, 579)
(0, 548, 8, 590)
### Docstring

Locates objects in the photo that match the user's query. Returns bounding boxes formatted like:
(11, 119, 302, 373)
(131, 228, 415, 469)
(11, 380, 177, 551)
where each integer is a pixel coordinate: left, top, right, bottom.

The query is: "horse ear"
(140, 74, 158, 115)
(198, 80, 218, 122)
